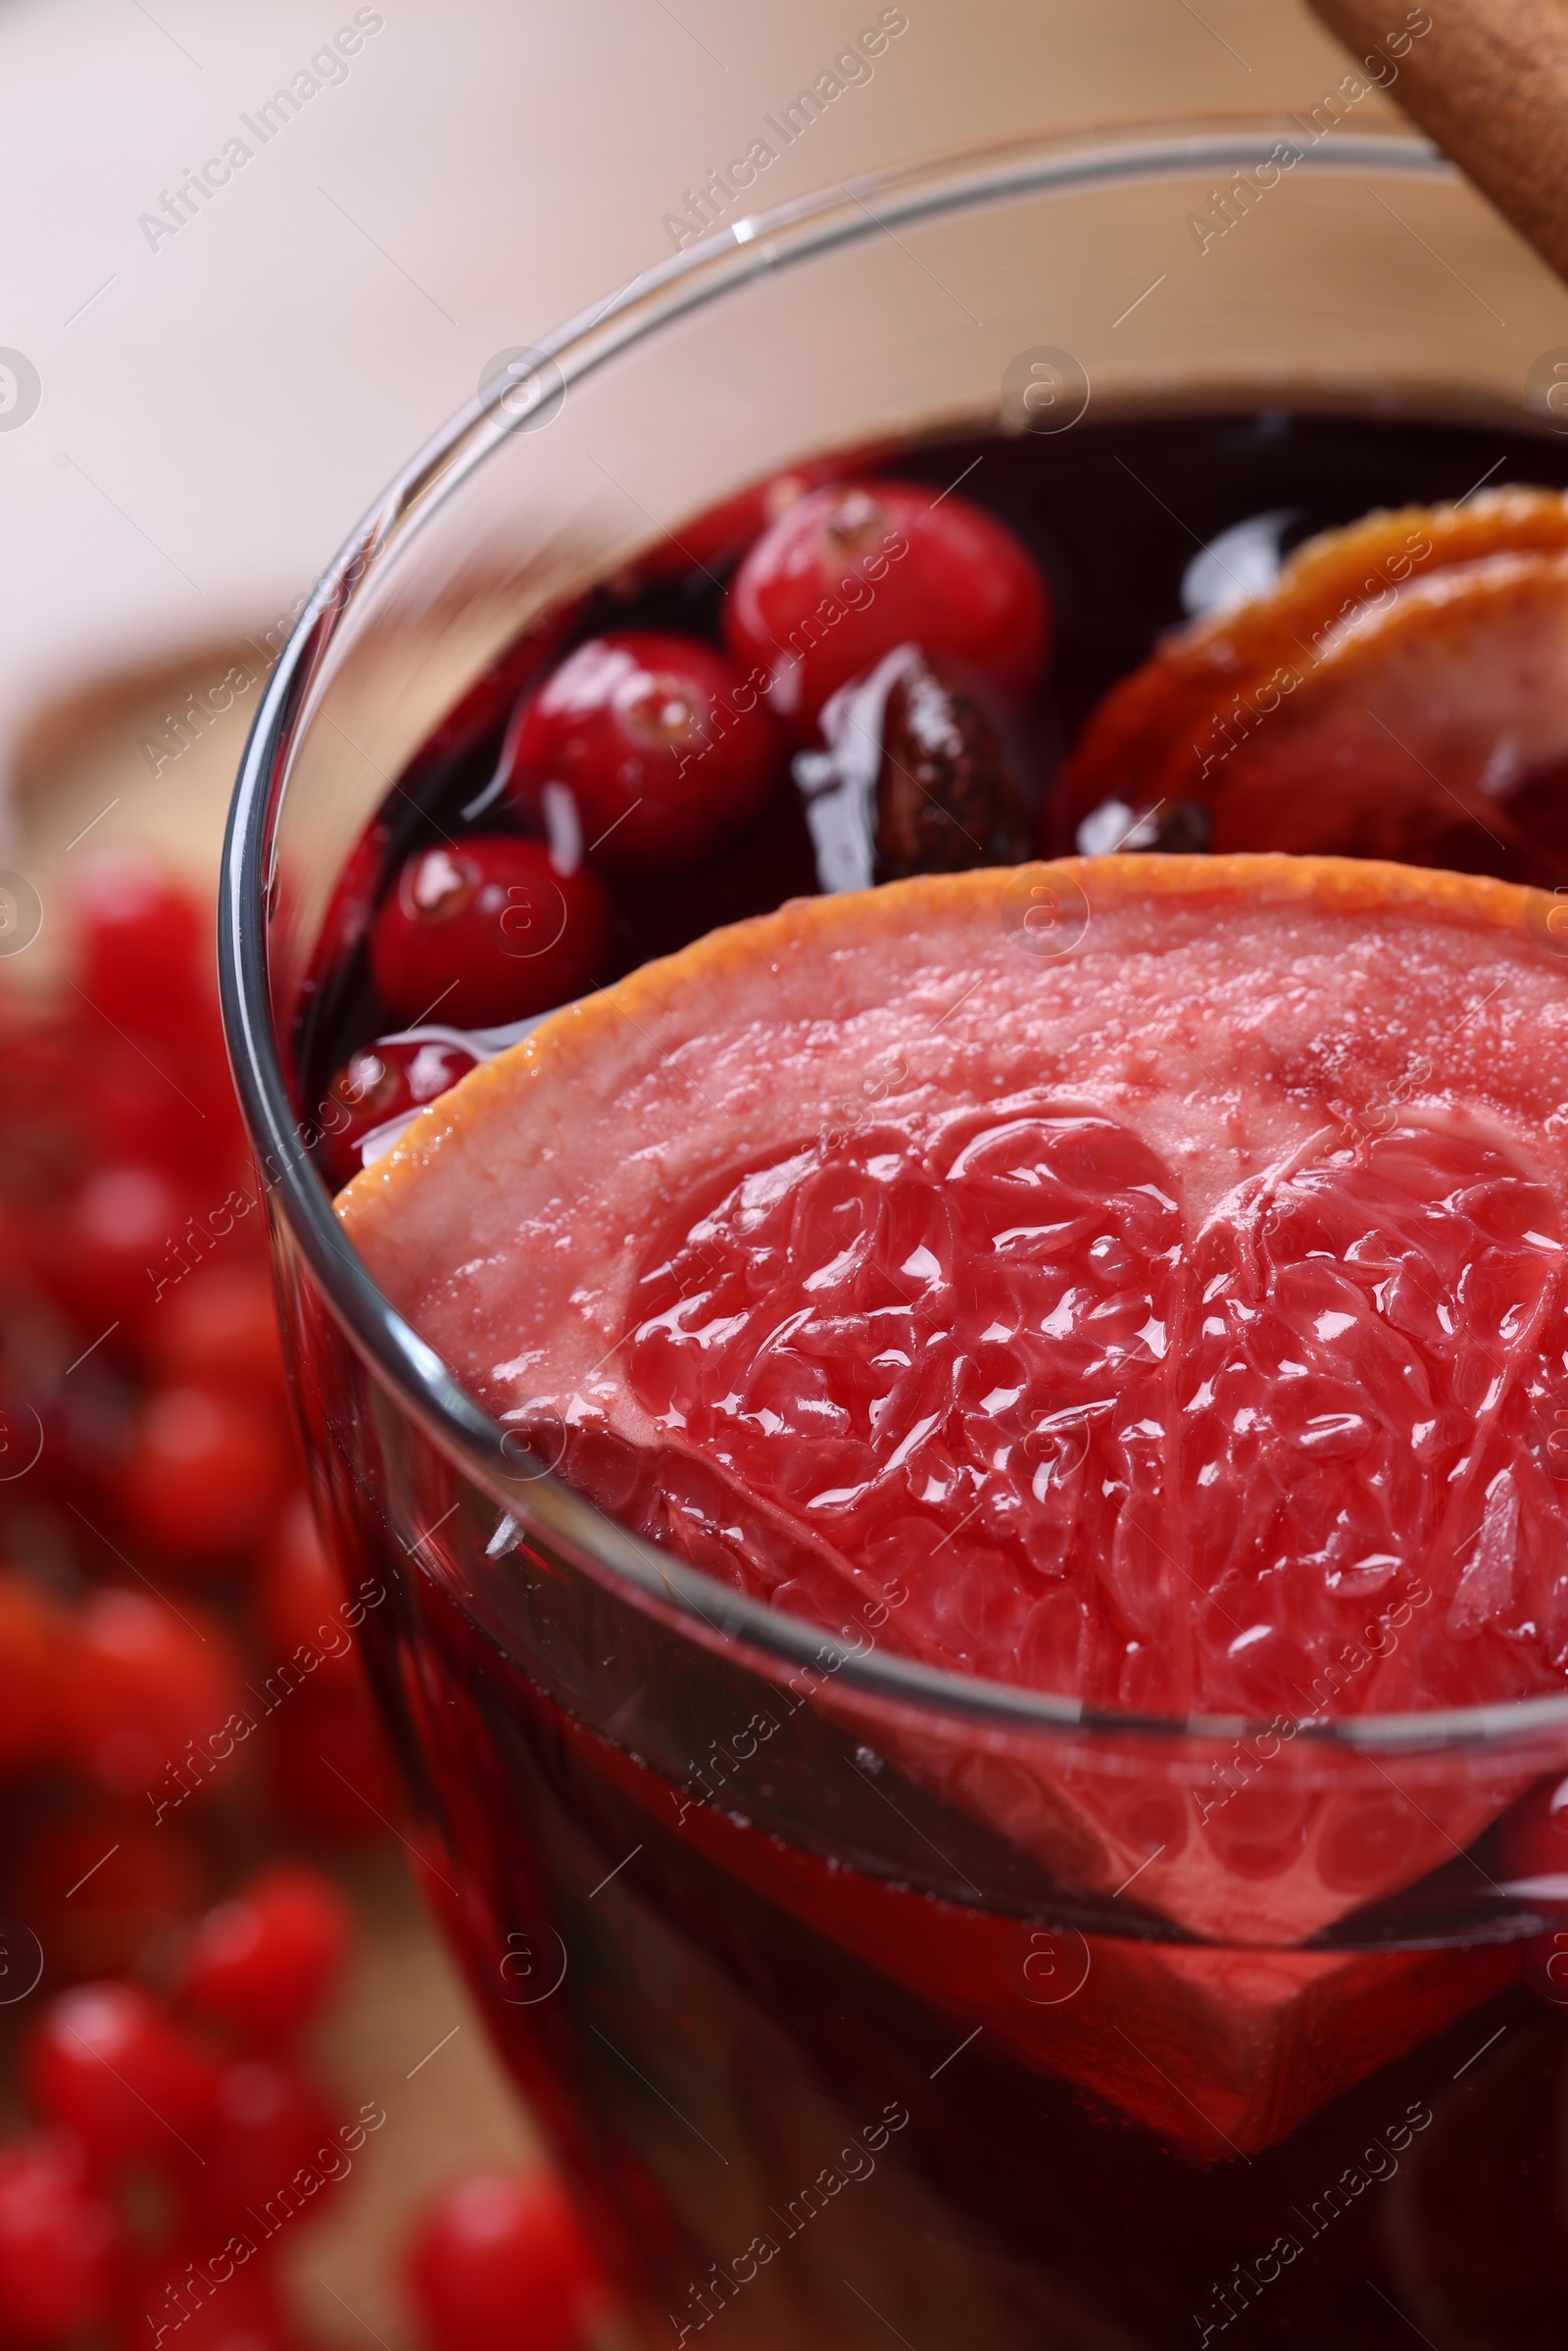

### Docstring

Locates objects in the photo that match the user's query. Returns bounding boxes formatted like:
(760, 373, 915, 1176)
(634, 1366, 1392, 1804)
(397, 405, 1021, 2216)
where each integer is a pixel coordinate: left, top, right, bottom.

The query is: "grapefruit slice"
(340, 854, 1568, 1931)
(1062, 489, 1568, 878)
(340, 855, 1568, 2148)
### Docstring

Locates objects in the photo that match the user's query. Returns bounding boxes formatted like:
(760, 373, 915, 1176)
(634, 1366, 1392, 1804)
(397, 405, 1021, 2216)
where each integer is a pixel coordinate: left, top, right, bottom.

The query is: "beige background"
(0, 0, 1417, 815)
(0, 1, 1476, 2339)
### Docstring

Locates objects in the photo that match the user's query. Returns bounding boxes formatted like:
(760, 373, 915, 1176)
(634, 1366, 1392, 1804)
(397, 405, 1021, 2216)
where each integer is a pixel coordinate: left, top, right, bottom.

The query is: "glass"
(220, 128, 1568, 2346)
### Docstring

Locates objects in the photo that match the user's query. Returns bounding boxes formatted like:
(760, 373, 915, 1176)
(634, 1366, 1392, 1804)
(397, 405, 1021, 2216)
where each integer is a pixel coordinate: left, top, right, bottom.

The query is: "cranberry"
(0, 2133, 117, 2344)
(10, 1800, 203, 1984)
(506, 631, 782, 870)
(178, 1865, 353, 2043)
(121, 1385, 291, 1561)
(411, 606, 581, 779)
(0, 1575, 61, 1773)
(254, 1497, 358, 1687)
(406, 2168, 606, 2351)
(4, 1018, 231, 1199)
(725, 476, 1051, 729)
(269, 1680, 396, 1844)
(181, 2055, 343, 2234)
(43, 1161, 191, 1330)
(625, 463, 861, 586)
(368, 837, 610, 1028)
(319, 1034, 478, 1192)
(623, 450, 904, 588)
(119, 2249, 300, 2351)
(24, 1983, 218, 2174)
(62, 1589, 244, 1803)
(71, 853, 203, 1035)
(312, 816, 390, 974)
(629, 477, 813, 585)
(147, 1265, 286, 1399)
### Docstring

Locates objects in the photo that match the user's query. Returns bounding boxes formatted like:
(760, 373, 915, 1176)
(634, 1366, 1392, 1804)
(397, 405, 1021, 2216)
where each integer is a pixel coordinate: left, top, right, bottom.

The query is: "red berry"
(725, 476, 1051, 729)
(309, 816, 390, 977)
(257, 1494, 343, 1644)
(408, 606, 580, 779)
(121, 1385, 291, 1560)
(9, 1801, 204, 1984)
(148, 1265, 286, 1400)
(63, 1590, 244, 1802)
(406, 2169, 606, 2351)
(507, 632, 782, 870)
(71, 853, 203, 1034)
(269, 1682, 396, 1844)
(0, 1575, 62, 1773)
(255, 1497, 356, 1671)
(178, 1865, 353, 2042)
(2, 1016, 233, 1200)
(24, 1984, 218, 2173)
(319, 1035, 478, 1192)
(368, 838, 610, 1028)
(626, 464, 853, 585)
(44, 1160, 190, 1329)
(182, 2056, 343, 2234)
(0, 2133, 117, 2347)
(119, 2249, 301, 2351)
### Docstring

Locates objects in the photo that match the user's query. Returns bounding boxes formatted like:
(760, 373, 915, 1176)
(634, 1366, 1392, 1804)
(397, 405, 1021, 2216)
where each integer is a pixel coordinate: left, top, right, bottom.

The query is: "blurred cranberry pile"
(0, 856, 608, 2349)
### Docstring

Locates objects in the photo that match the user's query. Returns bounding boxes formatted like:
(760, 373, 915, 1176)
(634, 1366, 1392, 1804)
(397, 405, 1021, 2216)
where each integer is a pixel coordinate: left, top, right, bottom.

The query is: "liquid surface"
(297, 412, 1568, 1111)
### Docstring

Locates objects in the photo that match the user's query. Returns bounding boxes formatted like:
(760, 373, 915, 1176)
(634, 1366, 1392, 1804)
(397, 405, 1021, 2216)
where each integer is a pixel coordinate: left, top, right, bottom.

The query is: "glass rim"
(219, 120, 1568, 1759)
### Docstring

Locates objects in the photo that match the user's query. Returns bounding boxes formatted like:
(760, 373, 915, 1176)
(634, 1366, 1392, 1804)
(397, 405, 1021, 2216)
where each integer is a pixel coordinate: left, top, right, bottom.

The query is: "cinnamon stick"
(1307, 0, 1568, 285)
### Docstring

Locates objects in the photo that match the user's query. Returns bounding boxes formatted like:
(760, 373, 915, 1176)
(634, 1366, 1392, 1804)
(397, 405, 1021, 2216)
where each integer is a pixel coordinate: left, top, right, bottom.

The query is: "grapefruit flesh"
(623, 1105, 1567, 1724)
(341, 854, 1568, 1721)
(1062, 489, 1568, 878)
(339, 857, 1568, 2139)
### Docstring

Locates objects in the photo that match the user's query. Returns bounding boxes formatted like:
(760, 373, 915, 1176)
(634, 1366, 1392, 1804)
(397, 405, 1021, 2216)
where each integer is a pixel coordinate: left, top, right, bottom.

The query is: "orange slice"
(1063, 489, 1568, 875)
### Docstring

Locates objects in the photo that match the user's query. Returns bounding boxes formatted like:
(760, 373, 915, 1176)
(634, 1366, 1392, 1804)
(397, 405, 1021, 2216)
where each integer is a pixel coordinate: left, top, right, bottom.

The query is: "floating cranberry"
(725, 476, 1051, 729)
(178, 1865, 353, 2043)
(626, 463, 858, 587)
(319, 1034, 478, 1192)
(62, 1590, 244, 1803)
(121, 1385, 291, 1562)
(24, 1983, 218, 2174)
(0, 2133, 117, 2344)
(311, 816, 390, 977)
(505, 632, 781, 870)
(628, 477, 813, 585)
(368, 838, 610, 1028)
(406, 2168, 606, 2351)
(410, 607, 580, 780)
